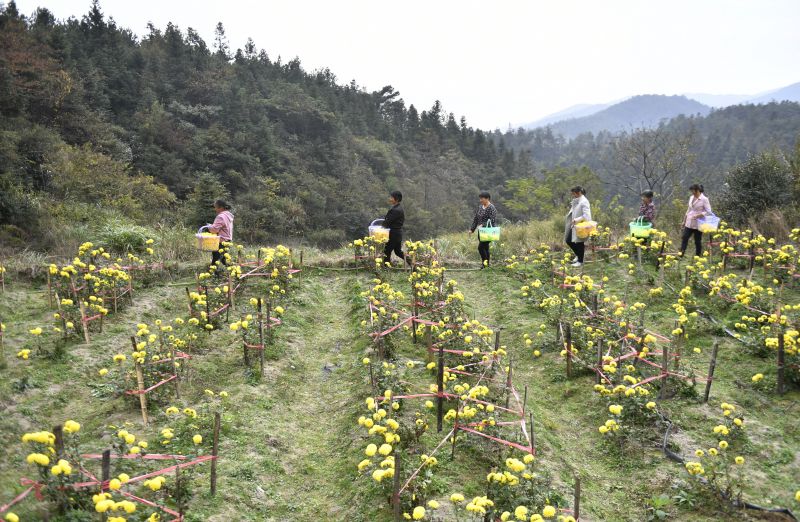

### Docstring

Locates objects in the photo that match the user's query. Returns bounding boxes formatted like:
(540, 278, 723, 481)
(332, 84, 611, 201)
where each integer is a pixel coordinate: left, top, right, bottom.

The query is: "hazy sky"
(13, 0, 800, 129)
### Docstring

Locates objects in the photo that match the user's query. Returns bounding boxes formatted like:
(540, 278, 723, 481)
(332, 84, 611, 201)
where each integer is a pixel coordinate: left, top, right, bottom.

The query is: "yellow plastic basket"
(196, 228, 220, 252)
(575, 220, 598, 239)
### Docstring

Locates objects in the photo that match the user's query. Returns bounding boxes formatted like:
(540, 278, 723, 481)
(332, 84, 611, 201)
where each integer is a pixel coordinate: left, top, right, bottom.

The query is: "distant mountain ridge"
(540, 95, 711, 139)
(521, 81, 800, 138)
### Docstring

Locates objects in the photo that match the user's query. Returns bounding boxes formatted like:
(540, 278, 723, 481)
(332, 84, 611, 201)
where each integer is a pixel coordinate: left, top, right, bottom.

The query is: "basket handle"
(370, 219, 385, 227)
(198, 225, 210, 233)
(485, 219, 493, 228)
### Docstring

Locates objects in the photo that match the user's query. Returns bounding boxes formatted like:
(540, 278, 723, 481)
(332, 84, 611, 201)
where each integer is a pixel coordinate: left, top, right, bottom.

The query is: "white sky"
(13, 0, 800, 130)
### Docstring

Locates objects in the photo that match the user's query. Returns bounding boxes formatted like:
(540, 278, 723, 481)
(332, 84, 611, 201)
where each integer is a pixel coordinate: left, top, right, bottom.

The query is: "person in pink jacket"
(680, 184, 712, 257)
(207, 199, 234, 268)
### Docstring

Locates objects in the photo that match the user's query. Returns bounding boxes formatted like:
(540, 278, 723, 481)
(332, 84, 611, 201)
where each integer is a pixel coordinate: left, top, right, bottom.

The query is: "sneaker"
(570, 261, 583, 268)
(572, 256, 579, 263)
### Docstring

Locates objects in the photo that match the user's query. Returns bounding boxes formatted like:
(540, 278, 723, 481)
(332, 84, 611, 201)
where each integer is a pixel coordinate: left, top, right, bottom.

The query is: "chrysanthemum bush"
(350, 235, 386, 269)
(682, 402, 748, 504)
(5, 406, 218, 521)
(97, 318, 197, 403)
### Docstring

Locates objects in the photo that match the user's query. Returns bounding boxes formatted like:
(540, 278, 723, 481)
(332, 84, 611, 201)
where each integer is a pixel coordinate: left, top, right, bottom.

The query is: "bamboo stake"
(210, 412, 221, 495)
(573, 475, 581, 521)
(703, 341, 719, 403)
(437, 342, 445, 433)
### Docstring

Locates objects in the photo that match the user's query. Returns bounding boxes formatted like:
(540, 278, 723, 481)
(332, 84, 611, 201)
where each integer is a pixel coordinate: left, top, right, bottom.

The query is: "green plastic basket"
(629, 217, 653, 238)
(478, 220, 501, 242)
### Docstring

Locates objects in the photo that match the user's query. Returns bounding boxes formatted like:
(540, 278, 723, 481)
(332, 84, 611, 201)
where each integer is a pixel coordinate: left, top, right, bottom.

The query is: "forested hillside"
(0, 1, 530, 252)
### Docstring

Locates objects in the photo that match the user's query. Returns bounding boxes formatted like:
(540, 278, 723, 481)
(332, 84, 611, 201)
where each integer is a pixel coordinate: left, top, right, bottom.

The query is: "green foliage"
(504, 166, 603, 221)
(184, 172, 230, 230)
(97, 221, 151, 253)
(717, 151, 794, 226)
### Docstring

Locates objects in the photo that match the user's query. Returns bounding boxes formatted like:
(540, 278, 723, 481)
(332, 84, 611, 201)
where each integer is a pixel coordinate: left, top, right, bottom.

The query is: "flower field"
(0, 224, 799, 521)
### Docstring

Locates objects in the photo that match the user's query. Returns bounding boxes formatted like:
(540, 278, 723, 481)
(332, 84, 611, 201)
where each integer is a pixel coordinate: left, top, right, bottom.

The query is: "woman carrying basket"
(206, 199, 234, 269)
(680, 184, 712, 258)
(565, 186, 592, 268)
(469, 191, 497, 269)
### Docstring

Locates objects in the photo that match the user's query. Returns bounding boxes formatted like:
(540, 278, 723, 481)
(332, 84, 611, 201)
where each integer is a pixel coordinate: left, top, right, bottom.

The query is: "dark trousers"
(211, 248, 227, 268)
(383, 229, 405, 264)
(680, 227, 703, 256)
(478, 241, 491, 266)
(565, 229, 585, 263)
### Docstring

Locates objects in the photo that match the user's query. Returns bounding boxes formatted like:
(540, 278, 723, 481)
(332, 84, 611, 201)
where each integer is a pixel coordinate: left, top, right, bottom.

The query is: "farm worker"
(680, 184, 712, 258)
(207, 199, 234, 268)
(469, 191, 498, 269)
(382, 191, 411, 267)
(564, 186, 592, 268)
(639, 190, 655, 225)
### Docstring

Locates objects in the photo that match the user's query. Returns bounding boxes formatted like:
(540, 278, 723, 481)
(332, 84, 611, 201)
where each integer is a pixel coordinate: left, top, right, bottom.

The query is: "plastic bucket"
(575, 221, 598, 239)
(368, 219, 390, 242)
(196, 227, 220, 252)
(697, 213, 720, 233)
(629, 217, 653, 238)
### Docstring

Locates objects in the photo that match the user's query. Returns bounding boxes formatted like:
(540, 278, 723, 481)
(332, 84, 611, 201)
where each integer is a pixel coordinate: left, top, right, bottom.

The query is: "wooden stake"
(505, 358, 513, 409)
(451, 403, 459, 459)
(392, 454, 402, 522)
(596, 339, 603, 384)
(437, 343, 445, 433)
(211, 412, 221, 495)
(132, 336, 148, 426)
(185, 287, 194, 316)
(565, 323, 573, 378)
(573, 475, 582, 521)
(266, 301, 273, 347)
(78, 299, 91, 345)
(522, 385, 528, 416)
(425, 325, 433, 365)
(673, 320, 682, 371)
(777, 326, 786, 395)
(53, 425, 64, 457)
(529, 412, 535, 452)
(101, 449, 111, 487)
(412, 286, 418, 344)
(258, 298, 265, 376)
(703, 341, 719, 403)
(47, 271, 53, 309)
(659, 339, 670, 400)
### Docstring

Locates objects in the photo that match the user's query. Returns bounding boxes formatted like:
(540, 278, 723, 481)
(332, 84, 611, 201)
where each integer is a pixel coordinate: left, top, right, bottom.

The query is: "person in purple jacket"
(207, 199, 234, 268)
(680, 184, 712, 257)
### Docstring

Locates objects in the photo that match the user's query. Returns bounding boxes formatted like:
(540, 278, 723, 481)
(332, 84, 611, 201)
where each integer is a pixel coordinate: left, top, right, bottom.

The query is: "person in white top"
(680, 184, 712, 257)
(564, 186, 592, 267)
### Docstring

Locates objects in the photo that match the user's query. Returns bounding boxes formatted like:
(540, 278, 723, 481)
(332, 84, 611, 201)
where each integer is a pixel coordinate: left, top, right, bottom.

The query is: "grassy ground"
(0, 236, 798, 521)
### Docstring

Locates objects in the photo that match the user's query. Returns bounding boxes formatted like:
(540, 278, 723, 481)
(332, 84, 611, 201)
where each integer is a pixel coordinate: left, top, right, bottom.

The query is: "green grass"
(0, 238, 798, 522)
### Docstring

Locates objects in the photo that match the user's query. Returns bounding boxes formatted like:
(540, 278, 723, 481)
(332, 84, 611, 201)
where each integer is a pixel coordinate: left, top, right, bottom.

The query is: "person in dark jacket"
(469, 191, 498, 268)
(383, 191, 409, 266)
